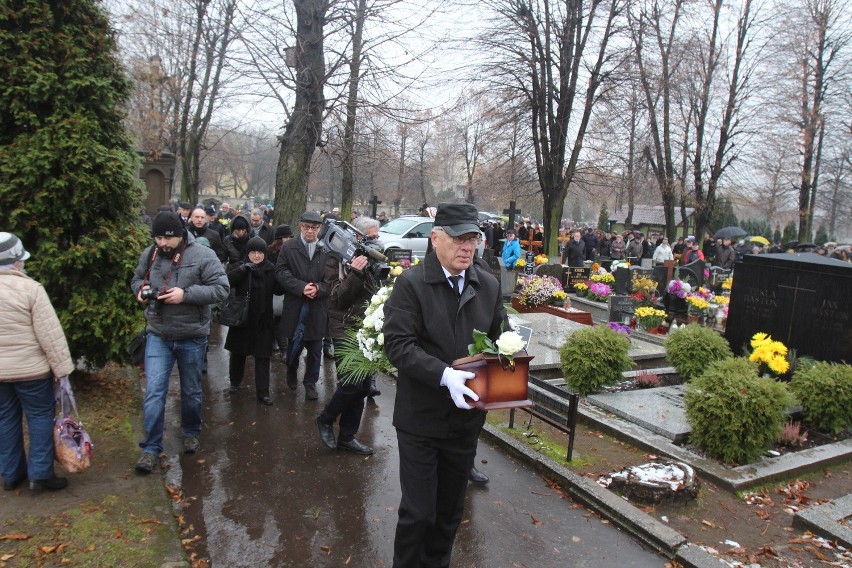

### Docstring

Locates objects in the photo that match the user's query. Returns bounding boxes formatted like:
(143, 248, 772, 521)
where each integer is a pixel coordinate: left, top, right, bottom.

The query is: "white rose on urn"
(495, 331, 525, 357)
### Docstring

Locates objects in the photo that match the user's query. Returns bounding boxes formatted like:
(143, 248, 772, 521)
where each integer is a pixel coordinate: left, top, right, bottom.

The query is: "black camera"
(141, 287, 162, 315)
(140, 288, 160, 301)
(317, 219, 390, 288)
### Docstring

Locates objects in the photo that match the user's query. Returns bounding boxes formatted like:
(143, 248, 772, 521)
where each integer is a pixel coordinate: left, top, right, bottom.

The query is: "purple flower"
(677, 290, 687, 299)
(607, 322, 632, 335)
(589, 282, 612, 297)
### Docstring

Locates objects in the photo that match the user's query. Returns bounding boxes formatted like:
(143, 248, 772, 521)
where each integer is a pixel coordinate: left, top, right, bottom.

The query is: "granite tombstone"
(726, 253, 851, 363)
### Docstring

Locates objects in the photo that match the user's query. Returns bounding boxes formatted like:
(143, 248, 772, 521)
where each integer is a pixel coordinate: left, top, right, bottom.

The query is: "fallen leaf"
(530, 514, 542, 525)
(321, 545, 332, 556)
(701, 519, 716, 528)
(0, 534, 30, 541)
(571, 536, 581, 542)
(115, 530, 124, 538)
(141, 519, 163, 525)
(1, 553, 15, 561)
(39, 545, 57, 554)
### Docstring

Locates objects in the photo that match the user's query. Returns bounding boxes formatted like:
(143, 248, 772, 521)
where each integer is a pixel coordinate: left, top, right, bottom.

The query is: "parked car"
(379, 215, 485, 260)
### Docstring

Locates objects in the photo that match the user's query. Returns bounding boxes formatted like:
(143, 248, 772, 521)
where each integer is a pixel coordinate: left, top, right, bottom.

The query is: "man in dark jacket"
(249, 208, 274, 244)
(274, 211, 328, 401)
(581, 227, 598, 260)
(130, 212, 229, 472)
(561, 230, 585, 266)
(223, 215, 250, 268)
(315, 216, 381, 455)
(187, 207, 227, 262)
(383, 202, 509, 568)
(716, 237, 736, 269)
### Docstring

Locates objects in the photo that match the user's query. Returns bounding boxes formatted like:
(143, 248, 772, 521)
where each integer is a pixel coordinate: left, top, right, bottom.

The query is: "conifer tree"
(0, 0, 148, 367)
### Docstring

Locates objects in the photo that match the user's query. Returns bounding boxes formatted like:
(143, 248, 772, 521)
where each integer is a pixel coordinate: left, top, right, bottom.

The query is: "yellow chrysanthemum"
(768, 357, 790, 375)
(751, 332, 768, 347)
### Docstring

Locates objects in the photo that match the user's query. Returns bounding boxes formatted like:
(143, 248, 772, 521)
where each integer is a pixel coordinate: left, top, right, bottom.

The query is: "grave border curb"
(481, 423, 728, 568)
(791, 493, 852, 549)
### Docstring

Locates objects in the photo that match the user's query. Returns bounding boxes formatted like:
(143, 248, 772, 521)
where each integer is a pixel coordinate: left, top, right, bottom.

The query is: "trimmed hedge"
(560, 325, 633, 395)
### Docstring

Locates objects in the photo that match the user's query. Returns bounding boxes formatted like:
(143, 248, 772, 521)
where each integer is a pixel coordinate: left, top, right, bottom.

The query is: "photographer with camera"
(130, 212, 229, 473)
(314, 216, 385, 455)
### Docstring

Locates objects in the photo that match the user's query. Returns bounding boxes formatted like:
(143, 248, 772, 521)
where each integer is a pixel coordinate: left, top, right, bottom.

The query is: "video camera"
(317, 219, 390, 288)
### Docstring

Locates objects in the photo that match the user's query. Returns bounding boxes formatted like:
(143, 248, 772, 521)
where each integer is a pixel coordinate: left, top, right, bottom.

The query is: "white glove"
(441, 368, 478, 410)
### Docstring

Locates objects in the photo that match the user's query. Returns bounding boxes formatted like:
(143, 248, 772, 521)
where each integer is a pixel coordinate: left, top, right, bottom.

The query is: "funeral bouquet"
(516, 275, 564, 307)
(685, 295, 710, 315)
(610, 260, 630, 271)
(467, 328, 526, 370)
(335, 266, 404, 384)
(666, 279, 691, 299)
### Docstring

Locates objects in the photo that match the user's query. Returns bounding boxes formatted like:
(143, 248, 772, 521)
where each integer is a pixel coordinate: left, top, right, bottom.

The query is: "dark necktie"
(448, 275, 461, 298)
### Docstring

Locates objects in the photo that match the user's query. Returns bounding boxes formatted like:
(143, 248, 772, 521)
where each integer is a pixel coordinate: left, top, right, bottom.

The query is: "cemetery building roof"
(609, 205, 694, 227)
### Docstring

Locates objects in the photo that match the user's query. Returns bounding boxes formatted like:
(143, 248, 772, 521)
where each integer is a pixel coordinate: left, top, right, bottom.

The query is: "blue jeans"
(140, 334, 206, 455)
(0, 376, 56, 483)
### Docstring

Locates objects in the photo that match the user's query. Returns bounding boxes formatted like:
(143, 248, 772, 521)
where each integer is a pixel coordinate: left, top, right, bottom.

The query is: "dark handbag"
(219, 272, 251, 327)
(128, 330, 148, 367)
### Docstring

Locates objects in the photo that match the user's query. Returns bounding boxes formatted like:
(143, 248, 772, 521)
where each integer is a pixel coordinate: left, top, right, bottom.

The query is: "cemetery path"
(162, 324, 667, 567)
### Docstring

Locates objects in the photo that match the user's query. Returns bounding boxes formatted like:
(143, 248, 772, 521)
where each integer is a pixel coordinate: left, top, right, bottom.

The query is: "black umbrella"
(285, 302, 311, 366)
(794, 243, 817, 251)
(713, 226, 747, 239)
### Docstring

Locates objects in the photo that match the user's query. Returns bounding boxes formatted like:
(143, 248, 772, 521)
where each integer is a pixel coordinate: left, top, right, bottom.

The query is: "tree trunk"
(339, 0, 366, 221)
(273, 0, 327, 226)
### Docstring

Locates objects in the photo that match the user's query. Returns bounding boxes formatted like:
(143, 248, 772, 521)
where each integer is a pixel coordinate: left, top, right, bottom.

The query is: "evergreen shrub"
(560, 325, 633, 395)
(0, 1, 148, 367)
(789, 362, 852, 435)
(664, 324, 733, 381)
(685, 358, 792, 464)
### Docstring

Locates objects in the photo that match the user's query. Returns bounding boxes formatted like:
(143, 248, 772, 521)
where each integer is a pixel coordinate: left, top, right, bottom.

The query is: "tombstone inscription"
(386, 249, 412, 264)
(609, 295, 637, 323)
(567, 267, 590, 290)
(725, 253, 852, 363)
(524, 251, 535, 275)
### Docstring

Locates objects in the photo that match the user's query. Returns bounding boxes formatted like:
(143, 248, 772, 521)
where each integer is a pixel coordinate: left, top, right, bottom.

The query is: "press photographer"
(315, 216, 386, 454)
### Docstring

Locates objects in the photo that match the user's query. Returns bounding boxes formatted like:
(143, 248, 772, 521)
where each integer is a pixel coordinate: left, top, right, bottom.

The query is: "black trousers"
(229, 355, 270, 399)
(318, 338, 371, 442)
(393, 428, 479, 568)
(287, 339, 321, 385)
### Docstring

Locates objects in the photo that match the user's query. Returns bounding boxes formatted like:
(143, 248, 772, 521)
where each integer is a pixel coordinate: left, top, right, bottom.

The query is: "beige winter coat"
(0, 269, 74, 382)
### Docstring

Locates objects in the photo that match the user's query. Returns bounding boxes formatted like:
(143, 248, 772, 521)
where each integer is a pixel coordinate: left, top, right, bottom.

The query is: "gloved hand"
(243, 262, 258, 272)
(442, 368, 478, 410)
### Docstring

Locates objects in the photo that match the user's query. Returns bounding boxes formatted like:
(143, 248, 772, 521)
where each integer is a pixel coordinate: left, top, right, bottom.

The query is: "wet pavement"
(156, 324, 666, 567)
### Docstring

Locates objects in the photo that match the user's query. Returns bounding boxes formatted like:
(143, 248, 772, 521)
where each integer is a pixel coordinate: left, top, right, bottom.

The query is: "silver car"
(379, 215, 484, 260)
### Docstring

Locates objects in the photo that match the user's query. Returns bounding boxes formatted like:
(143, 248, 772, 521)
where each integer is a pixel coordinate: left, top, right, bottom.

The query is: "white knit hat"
(0, 232, 31, 265)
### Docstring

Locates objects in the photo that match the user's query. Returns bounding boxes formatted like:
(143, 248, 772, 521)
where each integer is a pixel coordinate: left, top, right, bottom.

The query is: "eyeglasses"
(435, 227, 481, 246)
(300, 223, 321, 231)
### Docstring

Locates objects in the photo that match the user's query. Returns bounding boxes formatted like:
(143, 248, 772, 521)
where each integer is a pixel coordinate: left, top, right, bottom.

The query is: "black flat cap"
(300, 211, 323, 224)
(434, 202, 480, 237)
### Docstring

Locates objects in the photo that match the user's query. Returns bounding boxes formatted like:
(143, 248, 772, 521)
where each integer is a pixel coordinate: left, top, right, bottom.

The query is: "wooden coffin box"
(451, 352, 534, 410)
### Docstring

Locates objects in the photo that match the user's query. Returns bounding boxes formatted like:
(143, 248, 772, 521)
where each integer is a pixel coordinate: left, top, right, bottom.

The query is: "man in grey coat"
(274, 211, 329, 401)
(130, 212, 229, 473)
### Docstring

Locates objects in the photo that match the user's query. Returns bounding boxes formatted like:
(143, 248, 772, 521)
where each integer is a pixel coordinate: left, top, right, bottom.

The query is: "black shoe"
(305, 384, 318, 401)
(229, 385, 239, 393)
(3, 477, 24, 491)
(337, 438, 374, 455)
(258, 396, 273, 406)
(469, 467, 489, 485)
(367, 377, 381, 397)
(316, 417, 336, 450)
(286, 370, 298, 390)
(28, 477, 68, 492)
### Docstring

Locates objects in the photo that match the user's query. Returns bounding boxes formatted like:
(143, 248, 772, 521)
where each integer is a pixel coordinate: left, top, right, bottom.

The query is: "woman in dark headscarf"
(224, 237, 283, 405)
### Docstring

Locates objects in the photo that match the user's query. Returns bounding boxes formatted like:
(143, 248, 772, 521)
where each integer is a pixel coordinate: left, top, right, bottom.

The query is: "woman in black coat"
(225, 237, 283, 405)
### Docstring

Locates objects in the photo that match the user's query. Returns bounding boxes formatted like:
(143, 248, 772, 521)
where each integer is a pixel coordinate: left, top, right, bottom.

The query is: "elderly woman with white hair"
(0, 233, 74, 492)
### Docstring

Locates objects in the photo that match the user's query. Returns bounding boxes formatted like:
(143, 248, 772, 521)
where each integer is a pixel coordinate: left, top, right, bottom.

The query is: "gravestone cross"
(369, 195, 382, 218)
(503, 201, 522, 229)
(776, 276, 817, 345)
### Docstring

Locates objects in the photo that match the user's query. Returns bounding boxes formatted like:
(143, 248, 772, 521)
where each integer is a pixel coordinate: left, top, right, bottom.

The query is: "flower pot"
(552, 300, 565, 308)
(452, 352, 534, 410)
(575, 290, 587, 297)
(688, 315, 699, 324)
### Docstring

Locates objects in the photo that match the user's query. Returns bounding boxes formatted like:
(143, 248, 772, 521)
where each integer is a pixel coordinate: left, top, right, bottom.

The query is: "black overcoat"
(224, 260, 282, 358)
(383, 251, 509, 439)
(274, 237, 328, 340)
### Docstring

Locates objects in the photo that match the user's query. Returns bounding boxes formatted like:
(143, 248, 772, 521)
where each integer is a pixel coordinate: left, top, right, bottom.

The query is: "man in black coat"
(581, 227, 598, 260)
(561, 229, 585, 266)
(274, 211, 328, 401)
(187, 207, 227, 262)
(383, 202, 509, 568)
